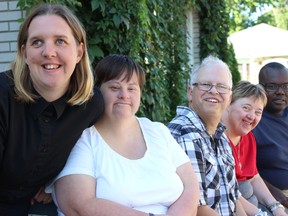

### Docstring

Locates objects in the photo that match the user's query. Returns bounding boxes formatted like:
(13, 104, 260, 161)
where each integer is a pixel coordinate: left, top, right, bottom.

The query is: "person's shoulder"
(91, 86, 104, 102)
(0, 71, 14, 99)
(81, 86, 104, 113)
(77, 125, 99, 146)
(284, 107, 288, 116)
(169, 106, 199, 125)
(0, 70, 13, 88)
(137, 117, 165, 128)
(243, 131, 256, 141)
(138, 117, 172, 133)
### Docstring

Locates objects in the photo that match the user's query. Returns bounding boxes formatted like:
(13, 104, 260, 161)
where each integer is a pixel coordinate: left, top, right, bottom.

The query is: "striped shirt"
(167, 106, 240, 216)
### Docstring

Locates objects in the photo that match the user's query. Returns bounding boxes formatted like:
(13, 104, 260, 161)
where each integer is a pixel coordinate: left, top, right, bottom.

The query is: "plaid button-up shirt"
(167, 106, 240, 216)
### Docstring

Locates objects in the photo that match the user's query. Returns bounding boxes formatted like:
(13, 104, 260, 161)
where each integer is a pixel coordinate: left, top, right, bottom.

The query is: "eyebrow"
(28, 35, 69, 41)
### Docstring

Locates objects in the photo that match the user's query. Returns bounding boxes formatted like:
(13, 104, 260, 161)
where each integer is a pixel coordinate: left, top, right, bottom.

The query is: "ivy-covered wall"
(17, 0, 241, 123)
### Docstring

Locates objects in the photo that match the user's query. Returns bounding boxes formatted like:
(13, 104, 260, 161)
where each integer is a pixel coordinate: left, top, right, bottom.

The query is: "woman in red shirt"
(222, 81, 287, 216)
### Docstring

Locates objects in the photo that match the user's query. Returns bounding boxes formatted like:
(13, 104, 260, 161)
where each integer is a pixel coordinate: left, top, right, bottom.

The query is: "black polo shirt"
(0, 71, 104, 204)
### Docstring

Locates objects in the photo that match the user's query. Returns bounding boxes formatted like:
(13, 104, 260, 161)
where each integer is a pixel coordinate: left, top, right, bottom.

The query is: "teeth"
(207, 99, 218, 103)
(44, 65, 59, 69)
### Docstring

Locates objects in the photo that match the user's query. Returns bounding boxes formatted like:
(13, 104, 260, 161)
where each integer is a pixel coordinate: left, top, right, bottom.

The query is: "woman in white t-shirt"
(47, 54, 200, 216)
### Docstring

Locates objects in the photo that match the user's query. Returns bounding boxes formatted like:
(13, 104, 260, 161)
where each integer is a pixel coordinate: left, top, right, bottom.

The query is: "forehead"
(197, 64, 230, 84)
(264, 69, 288, 83)
(234, 97, 265, 108)
(28, 14, 72, 37)
(109, 71, 139, 83)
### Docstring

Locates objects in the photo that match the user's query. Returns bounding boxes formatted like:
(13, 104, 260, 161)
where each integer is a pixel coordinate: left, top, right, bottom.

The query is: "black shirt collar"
(31, 93, 68, 120)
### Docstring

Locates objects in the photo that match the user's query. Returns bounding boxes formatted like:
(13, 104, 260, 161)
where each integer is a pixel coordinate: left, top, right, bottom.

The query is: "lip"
(115, 102, 131, 106)
(41, 63, 61, 70)
(272, 98, 287, 105)
(243, 119, 253, 126)
(204, 97, 220, 103)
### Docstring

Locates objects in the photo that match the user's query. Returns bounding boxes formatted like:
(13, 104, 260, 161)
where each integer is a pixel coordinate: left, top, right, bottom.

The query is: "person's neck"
(225, 129, 241, 146)
(34, 85, 68, 102)
(221, 111, 240, 145)
(203, 117, 220, 137)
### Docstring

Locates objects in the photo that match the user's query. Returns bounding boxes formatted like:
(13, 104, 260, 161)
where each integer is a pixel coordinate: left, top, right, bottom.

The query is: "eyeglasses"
(192, 82, 231, 94)
(261, 83, 288, 92)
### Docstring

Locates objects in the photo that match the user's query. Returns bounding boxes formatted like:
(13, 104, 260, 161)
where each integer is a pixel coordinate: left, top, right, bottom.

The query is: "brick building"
(0, 0, 23, 72)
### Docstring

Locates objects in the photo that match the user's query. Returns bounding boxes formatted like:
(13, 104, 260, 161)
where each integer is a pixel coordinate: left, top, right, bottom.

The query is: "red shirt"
(228, 132, 258, 182)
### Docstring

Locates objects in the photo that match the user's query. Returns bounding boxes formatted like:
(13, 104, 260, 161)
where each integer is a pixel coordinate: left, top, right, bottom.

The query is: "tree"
(226, 0, 275, 34)
(272, 0, 288, 30)
(246, 0, 288, 30)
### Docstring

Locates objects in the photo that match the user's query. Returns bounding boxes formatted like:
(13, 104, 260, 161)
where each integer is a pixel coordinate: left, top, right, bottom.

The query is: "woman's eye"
(56, 39, 65, 45)
(32, 40, 42, 47)
(110, 86, 120, 90)
(255, 111, 262, 116)
(242, 106, 250, 111)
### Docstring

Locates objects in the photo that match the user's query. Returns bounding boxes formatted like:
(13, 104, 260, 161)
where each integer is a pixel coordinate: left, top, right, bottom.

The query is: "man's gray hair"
(189, 55, 233, 88)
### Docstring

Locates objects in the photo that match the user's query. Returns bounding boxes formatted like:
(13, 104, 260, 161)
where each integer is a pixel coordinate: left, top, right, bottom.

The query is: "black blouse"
(0, 71, 104, 204)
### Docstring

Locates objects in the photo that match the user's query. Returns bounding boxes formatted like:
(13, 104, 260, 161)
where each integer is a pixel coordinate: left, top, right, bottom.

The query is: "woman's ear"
(76, 42, 84, 63)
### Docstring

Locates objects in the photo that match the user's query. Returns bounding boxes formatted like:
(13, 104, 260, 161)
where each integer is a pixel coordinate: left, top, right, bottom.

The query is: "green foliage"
(272, 0, 288, 30)
(17, 0, 241, 122)
(17, 0, 81, 14)
(256, 10, 276, 26)
(225, 0, 287, 33)
(195, 0, 241, 85)
(253, 1, 287, 30)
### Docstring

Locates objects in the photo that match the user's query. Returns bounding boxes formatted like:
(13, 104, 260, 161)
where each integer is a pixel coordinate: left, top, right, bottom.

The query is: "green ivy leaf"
(91, 0, 100, 11)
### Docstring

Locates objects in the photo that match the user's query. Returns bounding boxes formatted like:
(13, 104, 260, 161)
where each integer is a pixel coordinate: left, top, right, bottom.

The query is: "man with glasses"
(167, 56, 246, 216)
(253, 62, 288, 213)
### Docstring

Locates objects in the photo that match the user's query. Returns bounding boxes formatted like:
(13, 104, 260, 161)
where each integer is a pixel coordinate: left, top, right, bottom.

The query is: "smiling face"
(189, 64, 232, 122)
(100, 72, 141, 121)
(262, 68, 288, 115)
(226, 97, 264, 136)
(23, 14, 84, 98)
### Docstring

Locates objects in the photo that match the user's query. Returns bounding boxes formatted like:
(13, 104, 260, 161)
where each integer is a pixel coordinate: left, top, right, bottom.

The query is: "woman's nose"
(42, 42, 56, 58)
(247, 112, 254, 119)
(118, 89, 129, 99)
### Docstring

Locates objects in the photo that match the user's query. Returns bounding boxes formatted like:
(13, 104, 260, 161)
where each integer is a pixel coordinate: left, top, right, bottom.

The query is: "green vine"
(195, 0, 240, 84)
(17, 0, 240, 123)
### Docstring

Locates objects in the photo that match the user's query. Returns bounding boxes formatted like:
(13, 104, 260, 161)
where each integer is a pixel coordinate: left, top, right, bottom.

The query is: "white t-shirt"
(48, 117, 190, 215)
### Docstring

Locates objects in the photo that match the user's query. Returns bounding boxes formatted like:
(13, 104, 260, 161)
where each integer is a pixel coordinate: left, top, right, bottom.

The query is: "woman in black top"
(0, 3, 104, 215)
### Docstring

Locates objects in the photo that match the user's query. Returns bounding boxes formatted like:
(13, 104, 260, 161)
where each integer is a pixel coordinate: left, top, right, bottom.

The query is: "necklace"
(238, 142, 242, 170)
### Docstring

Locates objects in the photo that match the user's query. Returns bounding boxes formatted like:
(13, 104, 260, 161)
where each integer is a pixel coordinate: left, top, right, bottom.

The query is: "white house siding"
(186, 9, 200, 70)
(0, 0, 23, 72)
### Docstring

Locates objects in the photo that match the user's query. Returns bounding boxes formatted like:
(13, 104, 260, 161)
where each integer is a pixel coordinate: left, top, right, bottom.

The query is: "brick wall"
(0, 0, 23, 72)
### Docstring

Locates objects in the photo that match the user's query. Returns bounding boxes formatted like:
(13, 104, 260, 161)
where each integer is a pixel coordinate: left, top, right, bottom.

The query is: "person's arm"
(251, 174, 287, 216)
(263, 179, 288, 208)
(238, 196, 258, 216)
(196, 205, 220, 216)
(235, 199, 248, 216)
(55, 174, 150, 216)
(175, 135, 218, 215)
(167, 162, 200, 216)
(31, 186, 52, 205)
